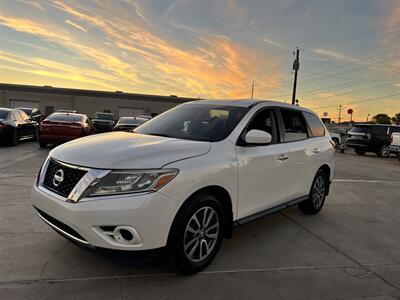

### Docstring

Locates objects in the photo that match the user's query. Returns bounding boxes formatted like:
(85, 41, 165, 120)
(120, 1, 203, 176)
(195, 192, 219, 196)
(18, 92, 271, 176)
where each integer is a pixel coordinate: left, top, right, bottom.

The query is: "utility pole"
(338, 105, 343, 123)
(251, 80, 255, 99)
(291, 47, 300, 105)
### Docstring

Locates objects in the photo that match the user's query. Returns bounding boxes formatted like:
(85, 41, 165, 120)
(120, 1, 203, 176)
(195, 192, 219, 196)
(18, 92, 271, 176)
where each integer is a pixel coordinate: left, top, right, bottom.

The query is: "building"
(0, 83, 198, 117)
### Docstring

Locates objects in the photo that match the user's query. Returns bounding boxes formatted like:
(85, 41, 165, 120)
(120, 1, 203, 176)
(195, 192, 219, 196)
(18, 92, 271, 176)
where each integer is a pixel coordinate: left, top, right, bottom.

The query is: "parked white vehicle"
(390, 132, 400, 160)
(32, 100, 335, 273)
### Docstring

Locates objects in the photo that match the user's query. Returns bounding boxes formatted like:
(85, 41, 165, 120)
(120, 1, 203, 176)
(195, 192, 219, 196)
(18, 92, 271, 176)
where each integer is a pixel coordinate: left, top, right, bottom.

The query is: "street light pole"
(291, 47, 300, 105)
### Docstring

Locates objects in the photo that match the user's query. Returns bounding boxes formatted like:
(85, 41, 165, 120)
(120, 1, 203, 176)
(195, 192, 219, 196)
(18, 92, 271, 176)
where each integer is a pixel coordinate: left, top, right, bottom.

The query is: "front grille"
(35, 207, 87, 242)
(43, 159, 87, 198)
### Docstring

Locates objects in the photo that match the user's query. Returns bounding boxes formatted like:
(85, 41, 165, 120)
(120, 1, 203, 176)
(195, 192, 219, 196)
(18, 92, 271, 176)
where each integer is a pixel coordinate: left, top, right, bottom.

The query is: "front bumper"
(31, 184, 178, 251)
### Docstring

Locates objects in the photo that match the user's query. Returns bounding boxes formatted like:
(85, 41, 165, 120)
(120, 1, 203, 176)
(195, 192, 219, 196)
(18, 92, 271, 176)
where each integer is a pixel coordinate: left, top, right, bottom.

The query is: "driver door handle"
(313, 148, 321, 154)
(277, 153, 288, 161)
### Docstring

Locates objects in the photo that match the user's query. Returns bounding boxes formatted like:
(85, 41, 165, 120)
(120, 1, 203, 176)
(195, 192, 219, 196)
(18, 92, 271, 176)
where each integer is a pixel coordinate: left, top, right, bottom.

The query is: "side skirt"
(233, 195, 309, 226)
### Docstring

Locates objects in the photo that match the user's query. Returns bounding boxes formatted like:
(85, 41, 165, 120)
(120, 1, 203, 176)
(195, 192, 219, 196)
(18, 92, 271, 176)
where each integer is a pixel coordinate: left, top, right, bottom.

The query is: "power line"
(311, 93, 400, 110)
(309, 81, 397, 99)
(300, 45, 400, 81)
(271, 69, 398, 99)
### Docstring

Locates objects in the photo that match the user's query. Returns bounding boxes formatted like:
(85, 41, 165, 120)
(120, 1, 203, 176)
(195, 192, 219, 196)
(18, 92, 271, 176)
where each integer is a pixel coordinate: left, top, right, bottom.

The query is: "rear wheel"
(354, 149, 366, 155)
(166, 193, 224, 274)
(298, 170, 328, 215)
(38, 140, 47, 148)
(9, 129, 18, 146)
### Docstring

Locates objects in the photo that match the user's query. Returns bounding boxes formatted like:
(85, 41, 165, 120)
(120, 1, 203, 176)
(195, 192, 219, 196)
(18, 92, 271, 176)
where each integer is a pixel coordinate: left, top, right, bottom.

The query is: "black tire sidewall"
(299, 169, 328, 214)
(167, 193, 225, 274)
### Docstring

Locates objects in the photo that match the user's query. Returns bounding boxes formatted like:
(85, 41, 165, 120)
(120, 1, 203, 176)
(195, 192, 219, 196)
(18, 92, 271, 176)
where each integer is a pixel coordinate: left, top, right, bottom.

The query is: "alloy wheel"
(183, 206, 220, 263)
(380, 146, 391, 158)
(312, 176, 326, 208)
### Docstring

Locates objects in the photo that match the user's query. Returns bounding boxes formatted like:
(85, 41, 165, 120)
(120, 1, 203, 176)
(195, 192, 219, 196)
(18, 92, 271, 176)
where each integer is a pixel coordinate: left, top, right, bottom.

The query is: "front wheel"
(166, 194, 224, 274)
(298, 170, 328, 215)
(377, 145, 391, 158)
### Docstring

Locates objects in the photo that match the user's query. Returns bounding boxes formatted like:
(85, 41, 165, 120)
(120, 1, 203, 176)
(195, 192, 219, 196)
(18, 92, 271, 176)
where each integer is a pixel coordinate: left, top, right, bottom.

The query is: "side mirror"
(244, 130, 272, 145)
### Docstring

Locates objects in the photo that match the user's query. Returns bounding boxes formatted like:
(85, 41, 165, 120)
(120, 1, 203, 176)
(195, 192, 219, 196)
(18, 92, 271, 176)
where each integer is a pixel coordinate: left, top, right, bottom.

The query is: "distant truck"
(390, 132, 400, 161)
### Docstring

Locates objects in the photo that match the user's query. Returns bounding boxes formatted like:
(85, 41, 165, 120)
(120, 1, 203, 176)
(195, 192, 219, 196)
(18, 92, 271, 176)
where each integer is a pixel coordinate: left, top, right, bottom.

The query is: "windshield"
(46, 114, 85, 123)
(350, 126, 371, 133)
(118, 117, 147, 125)
(93, 113, 114, 121)
(135, 104, 248, 142)
(0, 110, 10, 120)
(18, 108, 32, 115)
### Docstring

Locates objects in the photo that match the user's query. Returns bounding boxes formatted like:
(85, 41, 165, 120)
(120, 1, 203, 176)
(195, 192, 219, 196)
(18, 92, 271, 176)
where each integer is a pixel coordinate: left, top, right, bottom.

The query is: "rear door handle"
(313, 148, 321, 153)
(277, 153, 288, 161)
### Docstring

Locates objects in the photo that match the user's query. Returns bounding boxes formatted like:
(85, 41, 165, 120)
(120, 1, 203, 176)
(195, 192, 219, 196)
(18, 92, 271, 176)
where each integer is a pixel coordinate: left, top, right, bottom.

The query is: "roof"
(186, 99, 315, 113)
(0, 83, 197, 104)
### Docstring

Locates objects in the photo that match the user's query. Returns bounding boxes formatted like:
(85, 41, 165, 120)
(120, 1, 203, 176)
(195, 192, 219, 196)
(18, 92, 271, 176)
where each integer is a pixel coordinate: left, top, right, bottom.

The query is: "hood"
(50, 132, 211, 169)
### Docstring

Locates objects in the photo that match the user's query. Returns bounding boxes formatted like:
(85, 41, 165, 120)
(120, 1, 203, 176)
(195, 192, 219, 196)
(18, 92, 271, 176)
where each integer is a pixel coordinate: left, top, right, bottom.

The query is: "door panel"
(236, 143, 290, 219)
(285, 139, 320, 199)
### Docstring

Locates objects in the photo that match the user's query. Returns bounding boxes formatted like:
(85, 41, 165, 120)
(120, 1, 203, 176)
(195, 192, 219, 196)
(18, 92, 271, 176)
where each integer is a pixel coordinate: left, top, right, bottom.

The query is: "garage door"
(118, 107, 144, 117)
(10, 99, 40, 109)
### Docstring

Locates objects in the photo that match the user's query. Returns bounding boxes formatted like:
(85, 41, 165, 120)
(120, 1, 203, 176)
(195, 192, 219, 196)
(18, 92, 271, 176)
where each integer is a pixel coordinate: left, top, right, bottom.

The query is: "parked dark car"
(38, 112, 93, 148)
(0, 108, 38, 146)
(16, 107, 45, 123)
(347, 124, 400, 157)
(114, 117, 148, 131)
(91, 112, 115, 133)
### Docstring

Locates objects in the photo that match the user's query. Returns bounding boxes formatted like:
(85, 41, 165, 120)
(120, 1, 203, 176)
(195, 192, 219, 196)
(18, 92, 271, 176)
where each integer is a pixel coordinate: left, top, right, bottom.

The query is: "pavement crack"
(39, 241, 69, 278)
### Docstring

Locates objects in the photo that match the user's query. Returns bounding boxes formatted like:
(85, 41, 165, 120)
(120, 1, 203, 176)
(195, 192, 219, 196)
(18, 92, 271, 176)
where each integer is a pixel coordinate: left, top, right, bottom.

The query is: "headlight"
(87, 169, 178, 196)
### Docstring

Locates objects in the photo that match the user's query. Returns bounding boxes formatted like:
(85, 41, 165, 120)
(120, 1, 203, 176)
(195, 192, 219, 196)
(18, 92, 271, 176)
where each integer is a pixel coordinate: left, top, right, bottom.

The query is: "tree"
(372, 113, 392, 124)
(392, 113, 400, 125)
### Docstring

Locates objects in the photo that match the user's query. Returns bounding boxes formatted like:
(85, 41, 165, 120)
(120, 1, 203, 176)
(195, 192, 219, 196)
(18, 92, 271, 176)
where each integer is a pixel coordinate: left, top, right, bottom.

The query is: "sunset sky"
(0, 0, 399, 121)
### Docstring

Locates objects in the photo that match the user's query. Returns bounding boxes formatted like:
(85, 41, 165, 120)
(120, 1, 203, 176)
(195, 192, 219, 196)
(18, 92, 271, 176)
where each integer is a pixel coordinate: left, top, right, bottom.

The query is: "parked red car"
(38, 112, 93, 148)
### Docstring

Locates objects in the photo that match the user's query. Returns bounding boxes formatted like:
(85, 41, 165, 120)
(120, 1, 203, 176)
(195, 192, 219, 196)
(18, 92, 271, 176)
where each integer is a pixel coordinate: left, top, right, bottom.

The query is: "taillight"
(0, 122, 4, 128)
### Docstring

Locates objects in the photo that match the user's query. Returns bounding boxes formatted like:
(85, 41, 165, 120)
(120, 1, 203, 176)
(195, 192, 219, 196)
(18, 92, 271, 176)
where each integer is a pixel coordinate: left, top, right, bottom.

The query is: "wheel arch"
(318, 164, 331, 196)
(168, 185, 233, 242)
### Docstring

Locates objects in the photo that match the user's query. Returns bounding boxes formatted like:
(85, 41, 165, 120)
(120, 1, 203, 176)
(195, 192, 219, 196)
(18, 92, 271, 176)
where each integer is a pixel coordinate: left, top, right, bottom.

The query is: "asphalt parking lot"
(1, 141, 399, 300)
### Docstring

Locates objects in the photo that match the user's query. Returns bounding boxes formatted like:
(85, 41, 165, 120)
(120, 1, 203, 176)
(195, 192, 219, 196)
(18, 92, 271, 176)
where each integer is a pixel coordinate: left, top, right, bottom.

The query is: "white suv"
(32, 100, 335, 273)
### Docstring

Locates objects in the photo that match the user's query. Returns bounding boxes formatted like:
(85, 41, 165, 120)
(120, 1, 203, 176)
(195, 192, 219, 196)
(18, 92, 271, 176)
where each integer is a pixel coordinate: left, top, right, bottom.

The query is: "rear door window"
(371, 126, 389, 135)
(303, 112, 325, 137)
(280, 109, 309, 142)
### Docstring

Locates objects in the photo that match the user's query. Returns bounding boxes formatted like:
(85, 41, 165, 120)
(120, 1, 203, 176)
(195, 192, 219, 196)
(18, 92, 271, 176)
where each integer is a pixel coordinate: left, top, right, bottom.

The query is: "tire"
(9, 129, 18, 146)
(298, 169, 328, 215)
(377, 145, 390, 158)
(32, 128, 38, 141)
(166, 193, 225, 274)
(38, 140, 47, 148)
(354, 149, 366, 155)
(332, 138, 339, 148)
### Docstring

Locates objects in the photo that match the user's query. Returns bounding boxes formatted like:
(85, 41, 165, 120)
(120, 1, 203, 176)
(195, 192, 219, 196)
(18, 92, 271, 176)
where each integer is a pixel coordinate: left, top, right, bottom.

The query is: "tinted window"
(118, 117, 147, 125)
(13, 111, 24, 121)
(135, 104, 248, 142)
(350, 126, 370, 133)
(46, 114, 85, 123)
(389, 126, 400, 134)
(303, 112, 325, 137)
(19, 111, 29, 120)
(280, 109, 308, 142)
(246, 109, 277, 143)
(371, 126, 389, 135)
(18, 108, 32, 115)
(0, 110, 10, 120)
(93, 113, 114, 121)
